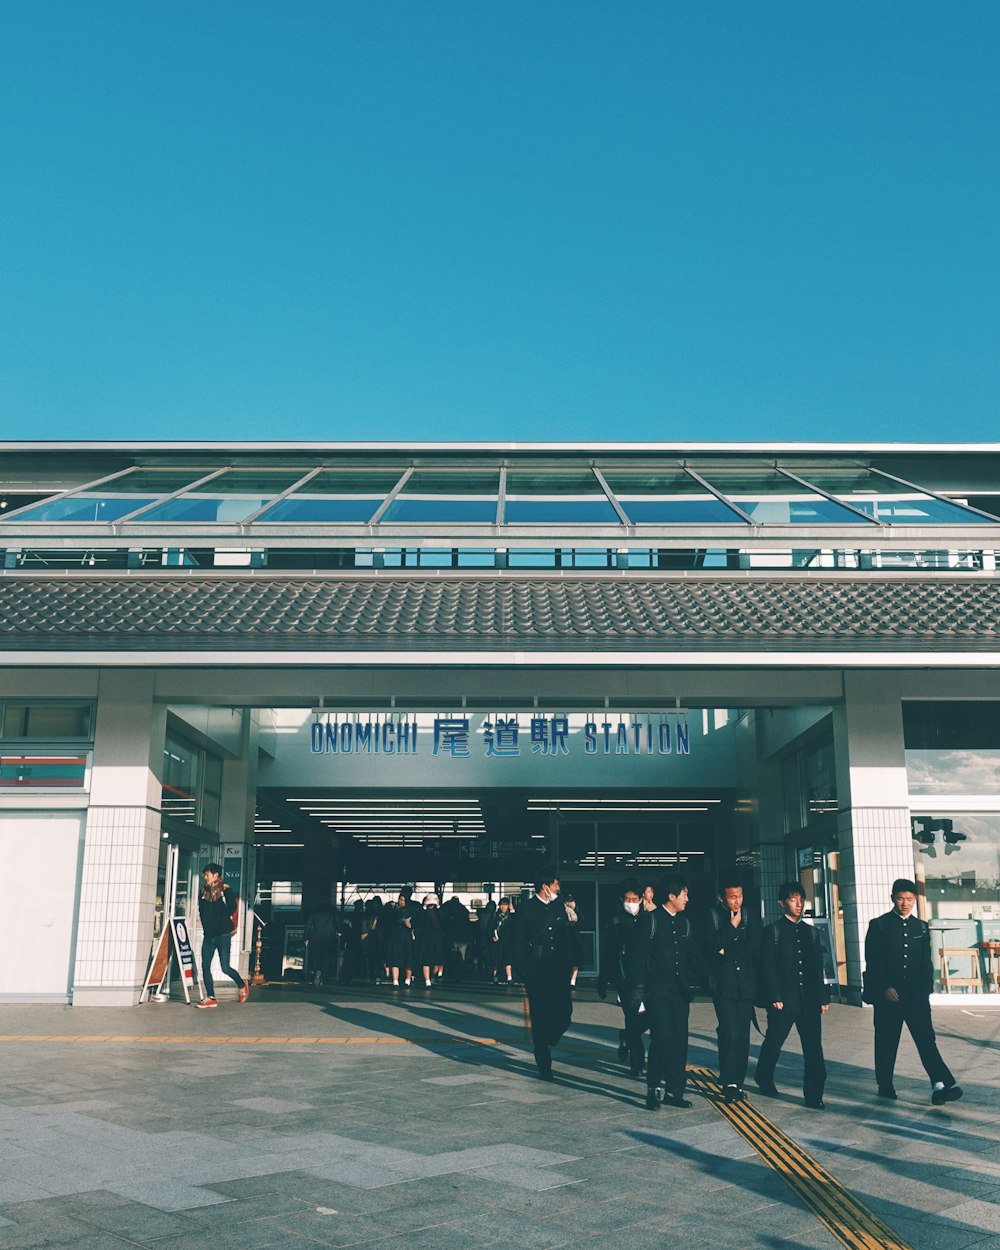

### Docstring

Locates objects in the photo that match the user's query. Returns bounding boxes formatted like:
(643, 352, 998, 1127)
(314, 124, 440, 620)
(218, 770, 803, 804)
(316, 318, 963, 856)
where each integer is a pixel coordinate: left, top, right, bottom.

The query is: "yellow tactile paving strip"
(687, 1065, 912, 1250)
(0, 1034, 498, 1045)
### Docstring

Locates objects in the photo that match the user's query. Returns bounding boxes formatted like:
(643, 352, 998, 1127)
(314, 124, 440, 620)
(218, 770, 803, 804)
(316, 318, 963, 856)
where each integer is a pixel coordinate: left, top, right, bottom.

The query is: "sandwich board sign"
(140, 917, 200, 1004)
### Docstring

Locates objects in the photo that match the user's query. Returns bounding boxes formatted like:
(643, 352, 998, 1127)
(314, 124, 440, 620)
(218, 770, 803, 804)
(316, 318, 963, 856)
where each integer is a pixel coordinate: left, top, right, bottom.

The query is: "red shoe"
(195, 997, 218, 1009)
(239, 984, 250, 1003)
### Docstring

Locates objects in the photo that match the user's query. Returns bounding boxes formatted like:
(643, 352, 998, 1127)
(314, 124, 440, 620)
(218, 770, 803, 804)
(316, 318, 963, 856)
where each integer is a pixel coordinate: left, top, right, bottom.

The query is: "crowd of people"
(521, 871, 964, 1109)
(221, 870, 963, 1111)
(303, 888, 582, 989)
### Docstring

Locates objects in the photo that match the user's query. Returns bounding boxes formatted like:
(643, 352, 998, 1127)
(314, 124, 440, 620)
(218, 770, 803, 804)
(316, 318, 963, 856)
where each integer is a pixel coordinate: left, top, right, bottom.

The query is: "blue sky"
(2, 3, 998, 443)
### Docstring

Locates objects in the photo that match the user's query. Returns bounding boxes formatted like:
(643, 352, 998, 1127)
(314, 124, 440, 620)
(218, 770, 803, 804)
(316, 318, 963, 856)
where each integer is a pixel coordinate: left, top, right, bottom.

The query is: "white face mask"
(624, 901, 641, 916)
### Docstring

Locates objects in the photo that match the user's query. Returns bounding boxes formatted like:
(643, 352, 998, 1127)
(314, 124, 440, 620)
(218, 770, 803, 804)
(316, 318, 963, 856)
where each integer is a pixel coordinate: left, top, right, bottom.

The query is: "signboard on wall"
(309, 711, 692, 762)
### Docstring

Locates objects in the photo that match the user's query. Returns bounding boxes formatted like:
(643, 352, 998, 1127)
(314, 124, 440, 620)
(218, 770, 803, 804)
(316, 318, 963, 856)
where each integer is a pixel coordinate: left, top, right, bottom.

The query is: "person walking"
(628, 874, 708, 1111)
(514, 874, 574, 1080)
(195, 862, 248, 1008)
(704, 877, 760, 1102)
(598, 878, 648, 1077)
(864, 877, 962, 1105)
(754, 881, 828, 1108)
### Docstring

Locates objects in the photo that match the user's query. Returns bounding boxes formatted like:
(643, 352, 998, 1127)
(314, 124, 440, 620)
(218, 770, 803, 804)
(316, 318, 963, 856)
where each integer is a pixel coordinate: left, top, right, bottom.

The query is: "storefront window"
(912, 811, 1000, 993)
(161, 731, 223, 834)
(1, 702, 93, 739)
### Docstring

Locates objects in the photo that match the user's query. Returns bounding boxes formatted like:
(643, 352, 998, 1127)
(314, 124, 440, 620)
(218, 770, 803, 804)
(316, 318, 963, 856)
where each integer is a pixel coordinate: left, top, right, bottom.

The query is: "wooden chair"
(939, 947, 983, 993)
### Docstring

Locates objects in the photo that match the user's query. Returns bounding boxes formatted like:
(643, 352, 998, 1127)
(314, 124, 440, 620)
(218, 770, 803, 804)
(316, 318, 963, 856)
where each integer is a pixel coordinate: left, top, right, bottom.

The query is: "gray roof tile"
(0, 573, 998, 652)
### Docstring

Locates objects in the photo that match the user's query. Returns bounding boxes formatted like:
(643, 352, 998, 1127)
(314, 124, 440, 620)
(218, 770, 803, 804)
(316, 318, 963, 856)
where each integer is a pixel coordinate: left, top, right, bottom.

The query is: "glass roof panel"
(696, 467, 872, 524)
(382, 497, 497, 523)
(505, 471, 603, 494)
(0, 469, 209, 523)
(791, 469, 994, 525)
(619, 498, 743, 523)
(136, 472, 307, 523)
(3, 494, 164, 523)
(838, 496, 990, 525)
(404, 470, 500, 494)
(283, 470, 404, 495)
(600, 470, 703, 494)
(256, 497, 382, 523)
(504, 497, 620, 523)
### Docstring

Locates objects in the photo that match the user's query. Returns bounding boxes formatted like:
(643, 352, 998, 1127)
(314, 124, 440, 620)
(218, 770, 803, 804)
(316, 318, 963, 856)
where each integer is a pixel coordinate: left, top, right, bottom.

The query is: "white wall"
(0, 811, 84, 1001)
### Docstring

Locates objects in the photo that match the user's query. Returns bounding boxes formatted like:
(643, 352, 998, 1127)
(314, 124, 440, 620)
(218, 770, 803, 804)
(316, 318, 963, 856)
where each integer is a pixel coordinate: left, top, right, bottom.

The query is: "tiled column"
(73, 672, 167, 1006)
(832, 671, 913, 1005)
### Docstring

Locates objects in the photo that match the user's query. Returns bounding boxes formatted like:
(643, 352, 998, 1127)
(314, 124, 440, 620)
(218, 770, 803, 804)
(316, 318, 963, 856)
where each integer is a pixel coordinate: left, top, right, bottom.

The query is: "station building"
(2, 440, 1000, 1006)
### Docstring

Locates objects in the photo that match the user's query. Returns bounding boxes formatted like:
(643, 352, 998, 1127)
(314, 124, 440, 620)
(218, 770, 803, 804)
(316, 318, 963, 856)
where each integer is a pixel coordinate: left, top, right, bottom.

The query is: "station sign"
(309, 711, 691, 762)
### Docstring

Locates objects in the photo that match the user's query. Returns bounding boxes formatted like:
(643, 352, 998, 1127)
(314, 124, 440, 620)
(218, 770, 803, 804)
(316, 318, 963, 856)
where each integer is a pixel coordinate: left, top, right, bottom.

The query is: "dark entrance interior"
(252, 787, 740, 983)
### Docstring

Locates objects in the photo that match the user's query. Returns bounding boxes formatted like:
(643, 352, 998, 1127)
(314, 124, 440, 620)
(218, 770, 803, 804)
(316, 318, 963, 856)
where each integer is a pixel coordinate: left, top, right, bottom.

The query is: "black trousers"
(621, 1001, 649, 1075)
(525, 972, 572, 1072)
(874, 995, 954, 1089)
(645, 988, 690, 1098)
(714, 996, 754, 1088)
(755, 1006, 826, 1102)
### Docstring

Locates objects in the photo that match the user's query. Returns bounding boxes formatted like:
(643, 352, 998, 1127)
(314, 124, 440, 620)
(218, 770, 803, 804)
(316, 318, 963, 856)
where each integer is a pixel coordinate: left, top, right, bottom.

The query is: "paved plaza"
(0, 989, 998, 1250)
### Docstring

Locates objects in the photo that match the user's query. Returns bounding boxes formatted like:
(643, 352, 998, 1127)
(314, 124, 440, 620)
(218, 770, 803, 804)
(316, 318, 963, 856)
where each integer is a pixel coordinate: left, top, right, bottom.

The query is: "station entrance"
(251, 784, 737, 983)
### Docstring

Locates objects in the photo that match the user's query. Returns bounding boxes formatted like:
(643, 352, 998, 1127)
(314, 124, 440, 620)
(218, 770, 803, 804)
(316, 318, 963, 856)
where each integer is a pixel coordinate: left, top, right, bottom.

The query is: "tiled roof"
(0, 573, 999, 652)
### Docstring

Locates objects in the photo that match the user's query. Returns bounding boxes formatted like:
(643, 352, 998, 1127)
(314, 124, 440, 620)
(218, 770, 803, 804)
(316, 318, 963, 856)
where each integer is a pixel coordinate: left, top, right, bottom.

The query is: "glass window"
(382, 497, 497, 523)
(0, 753, 89, 788)
(2, 703, 93, 739)
(601, 469, 742, 524)
(162, 736, 199, 823)
(695, 468, 871, 525)
(2, 471, 210, 524)
(911, 811, 1000, 993)
(903, 702, 1000, 750)
(255, 469, 403, 523)
(505, 497, 619, 523)
(503, 470, 618, 524)
(137, 471, 307, 524)
(789, 469, 994, 526)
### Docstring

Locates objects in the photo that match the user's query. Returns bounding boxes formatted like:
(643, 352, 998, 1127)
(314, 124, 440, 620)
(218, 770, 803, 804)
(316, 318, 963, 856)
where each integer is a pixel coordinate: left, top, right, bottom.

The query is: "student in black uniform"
(864, 878, 962, 1105)
(597, 878, 648, 1077)
(513, 874, 574, 1080)
(703, 877, 760, 1102)
(754, 881, 829, 1109)
(627, 874, 709, 1111)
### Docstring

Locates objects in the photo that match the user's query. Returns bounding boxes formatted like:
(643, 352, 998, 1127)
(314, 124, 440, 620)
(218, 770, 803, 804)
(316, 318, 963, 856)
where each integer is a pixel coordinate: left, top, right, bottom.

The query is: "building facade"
(2, 440, 1000, 1005)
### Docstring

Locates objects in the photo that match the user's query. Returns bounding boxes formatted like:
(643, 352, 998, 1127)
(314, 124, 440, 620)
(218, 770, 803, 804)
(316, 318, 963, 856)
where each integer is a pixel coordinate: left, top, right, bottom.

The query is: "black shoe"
(932, 1083, 962, 1105)
(722, 1085, 740, 1103)
(662, 1094, 693, 1109)
(537, 1068, 554, 1082)
(630, 1066, 643, 1080)
(755, 1080, 779, 1098)
(644, 1088, 660, 1111)
(877, 1086, 898, 1100)
(804, 1098, 825, 1110)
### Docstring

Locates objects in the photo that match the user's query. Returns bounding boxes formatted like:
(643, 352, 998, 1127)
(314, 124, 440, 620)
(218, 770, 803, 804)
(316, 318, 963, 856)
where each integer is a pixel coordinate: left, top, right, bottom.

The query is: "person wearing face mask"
(703, 877, 760, 1102)
(513, 874, 574, 1080)
(598, 878, 648, 1077)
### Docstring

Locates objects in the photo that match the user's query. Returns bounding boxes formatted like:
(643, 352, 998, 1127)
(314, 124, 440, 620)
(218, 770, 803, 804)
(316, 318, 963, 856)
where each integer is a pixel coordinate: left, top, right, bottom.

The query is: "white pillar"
(833, 671, 914, 1004)
(73, 671, 166, 1006)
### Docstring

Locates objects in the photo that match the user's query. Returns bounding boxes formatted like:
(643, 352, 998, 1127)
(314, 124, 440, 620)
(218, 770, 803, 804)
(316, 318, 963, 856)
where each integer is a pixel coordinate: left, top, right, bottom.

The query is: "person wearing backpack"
(754, 881, 829, 1108)
(703, 877, 760, 1102)
(863, 878, 962, 1105)
(627, 873, 709, 1111)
